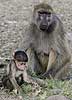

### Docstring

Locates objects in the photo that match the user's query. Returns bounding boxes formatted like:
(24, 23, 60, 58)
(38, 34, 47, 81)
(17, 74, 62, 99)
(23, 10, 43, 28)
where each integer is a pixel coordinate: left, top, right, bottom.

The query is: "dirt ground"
(0, 0, 72, 58)
(0, 89, 18, 100)
(0, 0, 72, 99)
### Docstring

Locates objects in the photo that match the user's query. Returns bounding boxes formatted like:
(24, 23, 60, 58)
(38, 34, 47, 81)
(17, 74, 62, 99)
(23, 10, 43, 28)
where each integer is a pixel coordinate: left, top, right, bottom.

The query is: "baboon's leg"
(54, 62, 70, 79)
(42, 48, 70, 79)
(41, 49, 56, 78)
(46, 48, 56, 71)
(26, 48, 42, 75)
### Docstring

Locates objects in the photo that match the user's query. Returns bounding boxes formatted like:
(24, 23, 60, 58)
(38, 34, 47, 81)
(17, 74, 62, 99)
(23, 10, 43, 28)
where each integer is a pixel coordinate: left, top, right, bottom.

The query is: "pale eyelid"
(46, 16, 49, 20)
(40, 16, 43, 20)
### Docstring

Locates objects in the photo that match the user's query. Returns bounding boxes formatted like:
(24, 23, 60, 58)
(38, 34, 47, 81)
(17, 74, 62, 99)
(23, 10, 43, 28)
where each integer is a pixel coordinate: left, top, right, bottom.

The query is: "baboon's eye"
(38, 13, 43, 20)
(40, 15, 43, 20)
(46, 16, 49, 20)
(47, 12, 51, 17)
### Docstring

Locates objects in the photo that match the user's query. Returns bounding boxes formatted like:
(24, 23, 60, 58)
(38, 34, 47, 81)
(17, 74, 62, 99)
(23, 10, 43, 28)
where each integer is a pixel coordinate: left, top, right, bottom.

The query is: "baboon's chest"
(15, 73, 23, 85)
(33, 32, 53, 54)
(15, 70, 23, 77)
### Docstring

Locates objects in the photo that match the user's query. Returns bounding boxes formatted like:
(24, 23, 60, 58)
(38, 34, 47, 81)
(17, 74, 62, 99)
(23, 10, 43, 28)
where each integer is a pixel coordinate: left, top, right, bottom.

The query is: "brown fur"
(23, 3, 71, 79)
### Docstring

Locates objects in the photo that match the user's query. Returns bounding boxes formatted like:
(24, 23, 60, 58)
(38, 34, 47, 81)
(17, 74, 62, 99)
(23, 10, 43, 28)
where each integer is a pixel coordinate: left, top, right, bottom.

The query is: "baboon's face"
(15, 60, 27, 71)
(34, 10, 53, 32)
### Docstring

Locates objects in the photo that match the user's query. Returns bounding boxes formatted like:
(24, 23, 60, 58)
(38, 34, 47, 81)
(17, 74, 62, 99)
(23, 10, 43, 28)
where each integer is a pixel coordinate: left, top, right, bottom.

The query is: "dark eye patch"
(47, 12, 51, 15)
(38, 11, 51, 15)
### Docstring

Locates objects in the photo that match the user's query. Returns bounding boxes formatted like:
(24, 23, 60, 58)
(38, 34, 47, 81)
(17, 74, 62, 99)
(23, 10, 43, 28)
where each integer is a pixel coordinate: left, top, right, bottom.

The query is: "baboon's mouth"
(40, 25, 48, 31)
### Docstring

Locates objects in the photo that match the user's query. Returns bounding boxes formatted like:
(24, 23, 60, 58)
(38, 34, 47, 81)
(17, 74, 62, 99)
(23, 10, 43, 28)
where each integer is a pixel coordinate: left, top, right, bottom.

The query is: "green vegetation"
(20, 79, 72, 100)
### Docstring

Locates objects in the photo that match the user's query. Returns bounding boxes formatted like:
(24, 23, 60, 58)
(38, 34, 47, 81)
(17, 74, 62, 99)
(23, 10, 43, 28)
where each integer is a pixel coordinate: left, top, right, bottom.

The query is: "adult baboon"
(23, 3, 71, 79)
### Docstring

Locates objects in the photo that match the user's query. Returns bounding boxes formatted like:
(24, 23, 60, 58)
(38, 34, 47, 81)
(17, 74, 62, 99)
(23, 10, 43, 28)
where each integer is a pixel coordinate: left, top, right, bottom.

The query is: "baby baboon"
(2, 50, 37, 92)
(23, 3, 71, 79)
